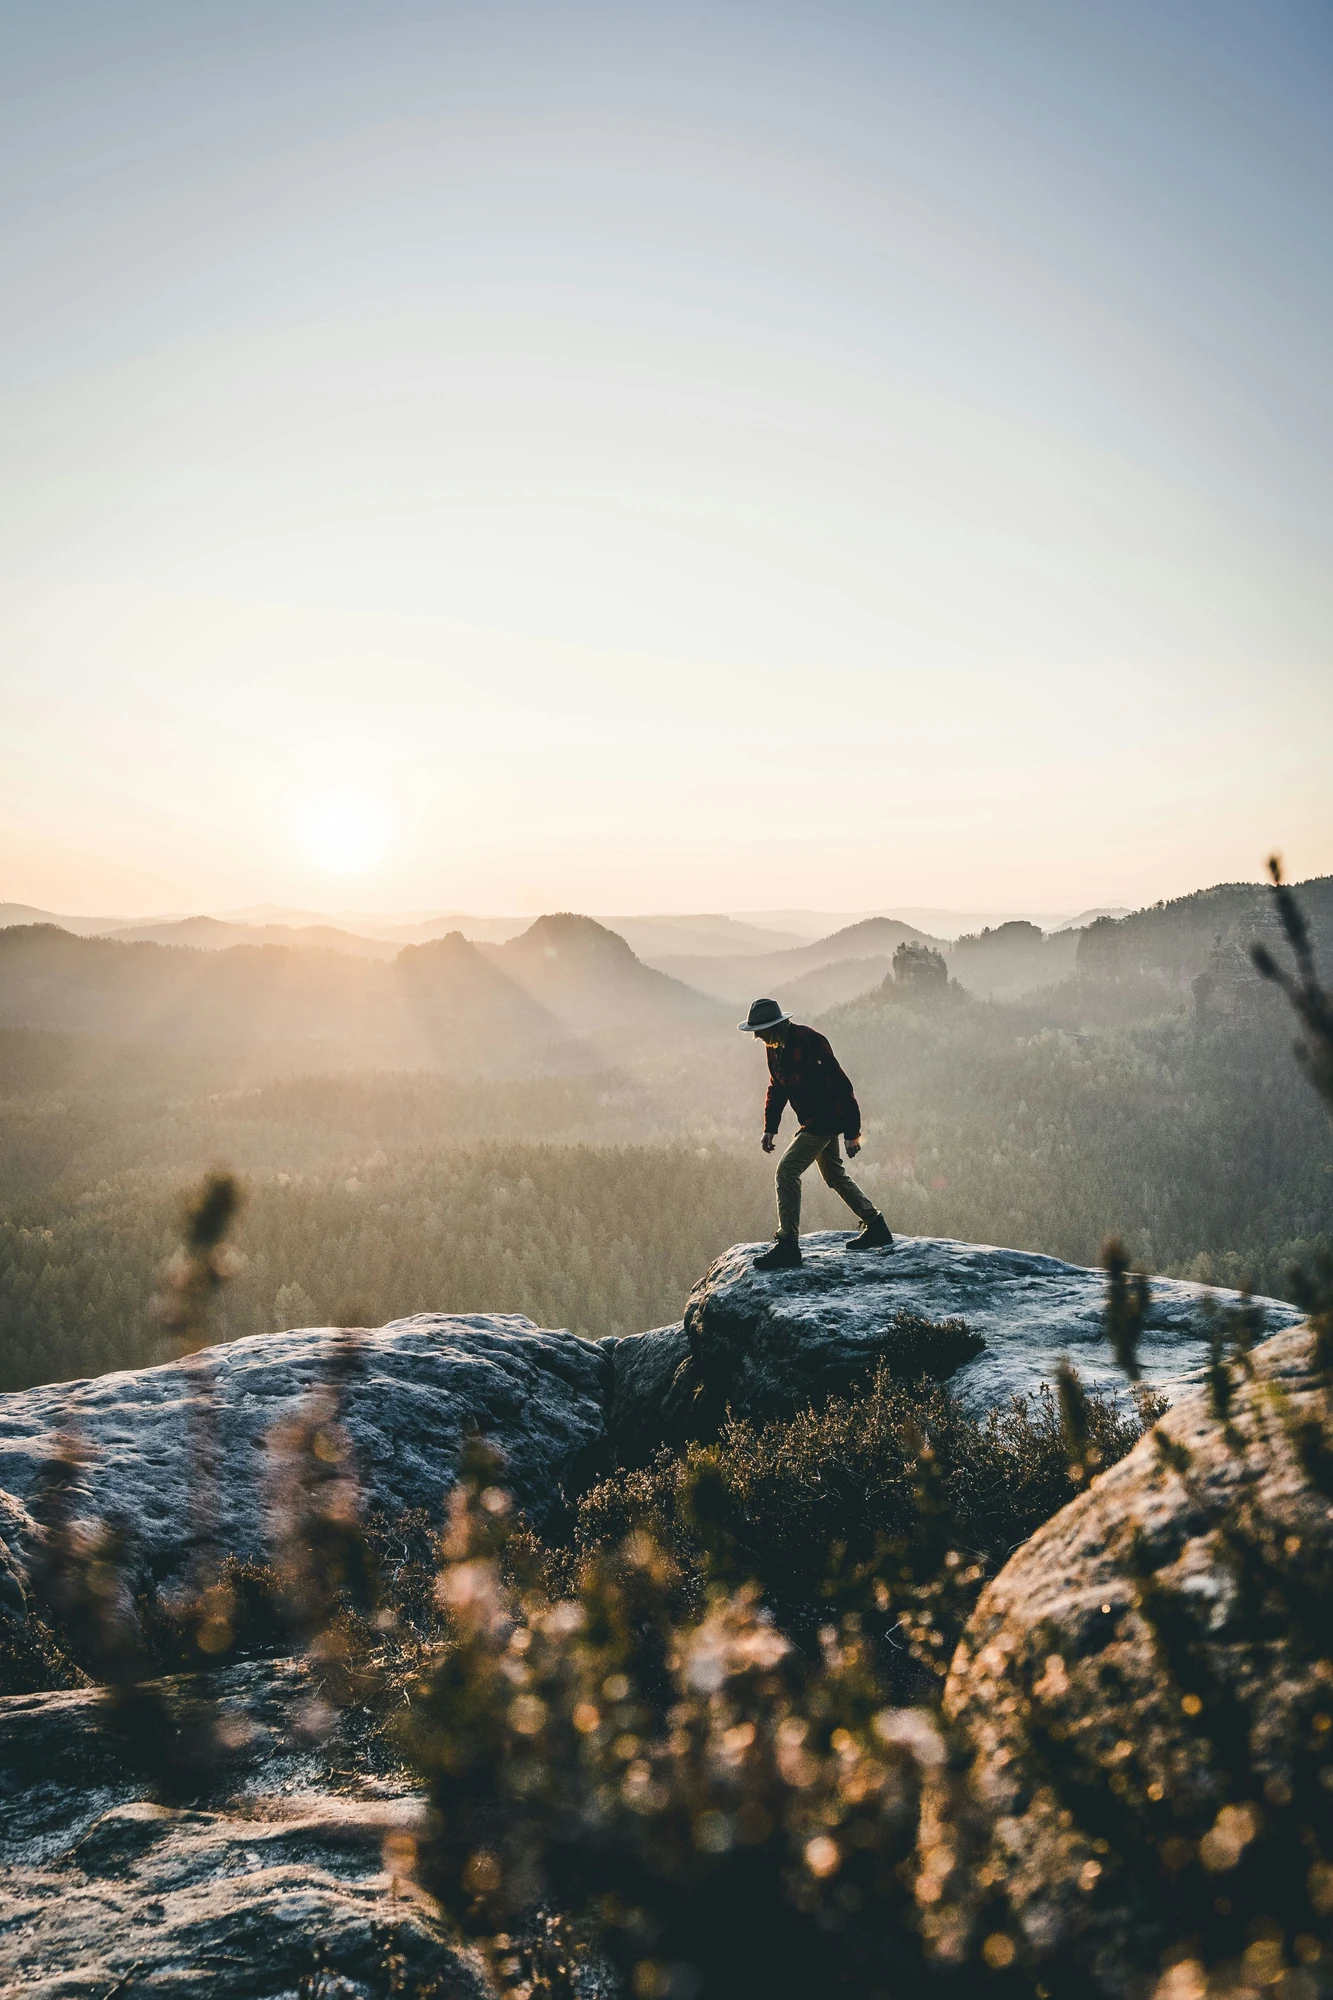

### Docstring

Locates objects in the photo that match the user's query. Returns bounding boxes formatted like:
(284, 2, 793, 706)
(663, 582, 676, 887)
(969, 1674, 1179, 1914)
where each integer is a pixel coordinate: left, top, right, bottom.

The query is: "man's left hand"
(846, 1135, 862, 1157)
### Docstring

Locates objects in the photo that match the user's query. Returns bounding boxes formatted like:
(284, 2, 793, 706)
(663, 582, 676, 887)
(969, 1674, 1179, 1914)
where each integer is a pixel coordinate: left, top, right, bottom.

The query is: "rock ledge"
(606, 1233, 1302, 1464)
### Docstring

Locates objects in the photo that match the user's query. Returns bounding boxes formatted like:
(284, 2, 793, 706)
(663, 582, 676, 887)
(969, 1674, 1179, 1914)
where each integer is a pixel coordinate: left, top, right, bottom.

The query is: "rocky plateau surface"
(605, 1233, 1303, 1465)
(0, 1314, 612, 1594)
(0, 1657, 486, 1999)
(0, 1238, 1301, 1610)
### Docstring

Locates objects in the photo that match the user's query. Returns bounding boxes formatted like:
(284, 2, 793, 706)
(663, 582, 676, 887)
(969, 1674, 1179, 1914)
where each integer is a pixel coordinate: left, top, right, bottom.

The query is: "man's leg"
(774, 1127, 827, 1241)
(814, 1136, 878, 1224)
(817, 1138, 894, 1248)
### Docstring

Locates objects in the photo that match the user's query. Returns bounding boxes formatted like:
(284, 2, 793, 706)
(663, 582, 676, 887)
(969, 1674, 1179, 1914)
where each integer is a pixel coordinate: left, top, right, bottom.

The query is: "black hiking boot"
(754, 1237, 803, 1272)
(847, 1213, 894, 1252)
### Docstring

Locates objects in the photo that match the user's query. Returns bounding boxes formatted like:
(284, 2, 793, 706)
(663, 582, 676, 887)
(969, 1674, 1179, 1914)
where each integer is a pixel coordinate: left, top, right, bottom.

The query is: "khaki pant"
(775, 1129, 878, 1241)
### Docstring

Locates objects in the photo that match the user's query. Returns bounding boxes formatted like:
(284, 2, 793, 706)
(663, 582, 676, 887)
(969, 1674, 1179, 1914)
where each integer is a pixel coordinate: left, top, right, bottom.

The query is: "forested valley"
(3, 881, 1330, 1393)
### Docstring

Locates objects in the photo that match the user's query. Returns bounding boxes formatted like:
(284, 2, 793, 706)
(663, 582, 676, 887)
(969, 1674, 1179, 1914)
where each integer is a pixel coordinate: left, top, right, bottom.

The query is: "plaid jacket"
(763, 1023, 862, 1139)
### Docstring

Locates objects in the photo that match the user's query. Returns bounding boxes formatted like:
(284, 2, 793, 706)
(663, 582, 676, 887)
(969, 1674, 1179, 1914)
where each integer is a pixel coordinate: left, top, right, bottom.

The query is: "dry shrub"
(568, 1366, 1157, 1668)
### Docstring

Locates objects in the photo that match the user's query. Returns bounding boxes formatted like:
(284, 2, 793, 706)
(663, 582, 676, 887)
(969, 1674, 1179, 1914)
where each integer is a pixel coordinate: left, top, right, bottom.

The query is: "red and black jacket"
(763, 1023, 862, 1139)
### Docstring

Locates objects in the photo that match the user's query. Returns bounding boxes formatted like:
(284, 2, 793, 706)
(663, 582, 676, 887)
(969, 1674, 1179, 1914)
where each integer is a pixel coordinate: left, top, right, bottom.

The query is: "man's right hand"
(761, 1132, 775, 1154)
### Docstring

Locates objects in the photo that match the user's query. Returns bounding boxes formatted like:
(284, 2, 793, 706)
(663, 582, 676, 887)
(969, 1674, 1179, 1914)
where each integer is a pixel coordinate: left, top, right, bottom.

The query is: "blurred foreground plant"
(20, 1174, 249, 1788)
(151, 1169, 246, 1354)
(264, 1328, 386, 1724)
(1254, 857, 1333, 1363)
(408, 1439, 978, 2000)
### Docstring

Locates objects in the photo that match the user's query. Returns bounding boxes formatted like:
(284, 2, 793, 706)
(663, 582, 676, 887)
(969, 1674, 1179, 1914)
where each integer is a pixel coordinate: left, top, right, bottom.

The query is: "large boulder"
(0, 1657, 487, 1998)
(0, 1314, 613, 1590)
(921, 1318, 1333, 1994)
(649, 1233, 1302, 1453)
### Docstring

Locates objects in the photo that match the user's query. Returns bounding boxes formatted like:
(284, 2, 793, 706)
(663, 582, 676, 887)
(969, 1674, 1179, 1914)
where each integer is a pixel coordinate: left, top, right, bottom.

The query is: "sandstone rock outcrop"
(0, 1246, 1300, 1584)
(0, 1314, 612, 1594)
(615, 1233, 1302, 1464)
(600, 1320, 697, 1468)
(922, 1318, 1332, 1995)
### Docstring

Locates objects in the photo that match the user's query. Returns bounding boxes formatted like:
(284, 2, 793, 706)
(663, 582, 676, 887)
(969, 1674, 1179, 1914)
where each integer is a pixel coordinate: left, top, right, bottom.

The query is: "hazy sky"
(3, 1, 1331, 916)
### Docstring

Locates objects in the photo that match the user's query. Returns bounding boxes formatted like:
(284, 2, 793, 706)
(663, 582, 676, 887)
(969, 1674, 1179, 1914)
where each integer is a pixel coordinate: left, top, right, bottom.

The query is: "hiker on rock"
(738, 997, 893, 1270)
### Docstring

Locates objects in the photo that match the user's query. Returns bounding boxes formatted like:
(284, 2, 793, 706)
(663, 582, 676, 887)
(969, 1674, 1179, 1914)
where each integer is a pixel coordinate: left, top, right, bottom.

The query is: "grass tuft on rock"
(875, 1306, 986, 1379)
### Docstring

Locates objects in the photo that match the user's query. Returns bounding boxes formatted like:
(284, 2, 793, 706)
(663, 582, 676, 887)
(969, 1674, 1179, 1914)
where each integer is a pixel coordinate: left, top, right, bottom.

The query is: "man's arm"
(762, 1074, 788, 1149)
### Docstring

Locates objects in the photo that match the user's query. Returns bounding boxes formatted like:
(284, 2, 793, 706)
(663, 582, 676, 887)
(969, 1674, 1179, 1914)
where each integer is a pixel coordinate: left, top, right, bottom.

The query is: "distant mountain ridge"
(599, 914, 812, 959)
(949, 921, 1082, 1000)
(6, 883, 1326, 1054)
(0, 903, 815, 958)
(732, 905, 1110, 941)
(651, 916, 947, 1007)
(0, 924, 552, 1077)
(821, 877, 1333, 1018)
(483, 913, 723, 1038)
(0, 902, 132, 937)
(103, 916, 400, 958)
(0, 913, 724, 1078)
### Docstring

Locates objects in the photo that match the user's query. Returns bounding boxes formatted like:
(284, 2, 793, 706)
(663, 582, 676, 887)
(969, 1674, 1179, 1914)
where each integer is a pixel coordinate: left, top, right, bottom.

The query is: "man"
(739, 997, 893, 1270)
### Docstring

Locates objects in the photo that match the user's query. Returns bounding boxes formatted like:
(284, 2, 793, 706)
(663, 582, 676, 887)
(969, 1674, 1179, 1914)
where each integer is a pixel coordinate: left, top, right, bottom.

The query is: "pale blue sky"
(3, 1, 1331, 914)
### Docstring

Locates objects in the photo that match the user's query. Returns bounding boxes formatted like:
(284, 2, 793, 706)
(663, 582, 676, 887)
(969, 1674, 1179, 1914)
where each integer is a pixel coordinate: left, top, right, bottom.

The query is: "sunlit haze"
(3, 2, 1331, 919)
(291, 793, 398, 879)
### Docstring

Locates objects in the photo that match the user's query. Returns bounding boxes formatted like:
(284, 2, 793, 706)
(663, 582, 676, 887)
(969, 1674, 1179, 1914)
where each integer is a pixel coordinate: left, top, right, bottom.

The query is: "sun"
(292, 795, 395, 878)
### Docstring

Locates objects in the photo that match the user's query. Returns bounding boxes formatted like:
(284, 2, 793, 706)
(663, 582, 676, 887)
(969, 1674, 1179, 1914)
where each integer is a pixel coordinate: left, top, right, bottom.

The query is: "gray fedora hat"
(738, 997, 791, 1033)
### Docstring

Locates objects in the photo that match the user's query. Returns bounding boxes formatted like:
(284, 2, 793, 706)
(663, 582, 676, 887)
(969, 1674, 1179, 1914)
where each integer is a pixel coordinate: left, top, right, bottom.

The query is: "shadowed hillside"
(0, 901, 128, 936)
(598, 913, 809, 959)
(658, 912, 1095, 1009)
(948, 919, 1081, 998)
(392, 929, 580, 1060)
(1078, 874, 1333, 999)
(765, 954, 902, 1015)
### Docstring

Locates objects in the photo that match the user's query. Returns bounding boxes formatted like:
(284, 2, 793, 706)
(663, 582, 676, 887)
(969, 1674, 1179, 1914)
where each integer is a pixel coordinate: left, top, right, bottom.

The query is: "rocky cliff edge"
(0, 1239, 1303, 1595)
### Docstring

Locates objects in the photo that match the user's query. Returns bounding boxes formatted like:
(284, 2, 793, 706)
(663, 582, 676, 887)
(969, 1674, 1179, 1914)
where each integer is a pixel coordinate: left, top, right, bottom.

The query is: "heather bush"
(566, 1366, 1157, 1665)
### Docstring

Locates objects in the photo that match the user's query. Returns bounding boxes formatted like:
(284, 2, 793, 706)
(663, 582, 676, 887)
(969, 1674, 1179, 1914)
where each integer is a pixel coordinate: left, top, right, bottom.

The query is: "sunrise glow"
(291, 795, 395, 879)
